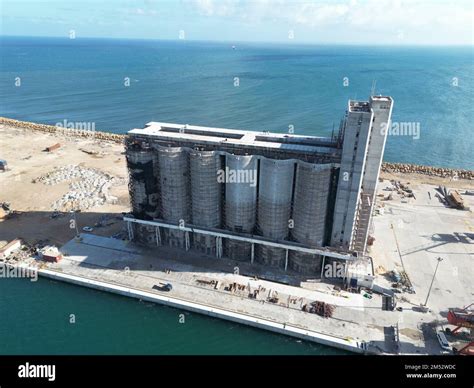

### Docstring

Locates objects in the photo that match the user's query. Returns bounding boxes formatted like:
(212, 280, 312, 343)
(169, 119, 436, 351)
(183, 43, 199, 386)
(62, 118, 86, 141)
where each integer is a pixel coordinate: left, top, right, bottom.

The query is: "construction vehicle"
(447, 303, 474, 334)
(447, 303, 473, 355)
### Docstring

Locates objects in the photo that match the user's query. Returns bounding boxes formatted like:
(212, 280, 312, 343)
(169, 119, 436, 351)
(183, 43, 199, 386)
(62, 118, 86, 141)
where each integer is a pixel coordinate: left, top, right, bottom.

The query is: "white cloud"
(192, 0, 238, 17)
(292, 3, 350, 27)
(122, 7, 158, 17)
(187, 0, 473, 43)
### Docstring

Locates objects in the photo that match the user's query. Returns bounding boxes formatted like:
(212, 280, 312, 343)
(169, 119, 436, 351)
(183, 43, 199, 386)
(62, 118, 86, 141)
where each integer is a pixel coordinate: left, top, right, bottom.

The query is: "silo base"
(225, 240, 251, 262)
(193, 234, 217, 255)
(133, 224, 158, 247)
(288, 251, 322, 275)
(255, 245, 286, 269)
(165, 229, 187, 249)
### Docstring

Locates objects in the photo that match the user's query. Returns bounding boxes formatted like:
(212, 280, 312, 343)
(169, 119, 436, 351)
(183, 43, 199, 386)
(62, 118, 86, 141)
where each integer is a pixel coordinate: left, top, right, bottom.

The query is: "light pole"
(423, 257, 443, 307)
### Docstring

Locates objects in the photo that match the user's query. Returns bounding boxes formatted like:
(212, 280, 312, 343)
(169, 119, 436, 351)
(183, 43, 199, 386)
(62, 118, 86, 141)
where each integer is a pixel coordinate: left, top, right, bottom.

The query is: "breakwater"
(381, 162, 473, 180)
(0, 117, 125, 143)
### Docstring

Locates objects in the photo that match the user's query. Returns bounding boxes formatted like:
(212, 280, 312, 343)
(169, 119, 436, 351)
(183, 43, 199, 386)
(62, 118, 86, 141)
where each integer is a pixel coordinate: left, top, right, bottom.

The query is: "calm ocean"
(1, 37, 473, 169)
(0, 37, 472, 354)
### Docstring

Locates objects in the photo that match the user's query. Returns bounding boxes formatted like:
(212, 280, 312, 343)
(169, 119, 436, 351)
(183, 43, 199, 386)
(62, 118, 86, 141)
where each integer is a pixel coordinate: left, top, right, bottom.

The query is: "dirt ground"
(0, 124, 130, 247)
(380, 171, 474, 190)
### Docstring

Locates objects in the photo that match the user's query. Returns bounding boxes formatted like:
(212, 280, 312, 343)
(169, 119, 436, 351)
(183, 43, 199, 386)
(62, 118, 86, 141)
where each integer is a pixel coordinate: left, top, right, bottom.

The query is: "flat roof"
(370, 95, 392, 102)
(348, 96, 393, 113)
(348, 101, 371, 113)
(128, 122, 339, 155)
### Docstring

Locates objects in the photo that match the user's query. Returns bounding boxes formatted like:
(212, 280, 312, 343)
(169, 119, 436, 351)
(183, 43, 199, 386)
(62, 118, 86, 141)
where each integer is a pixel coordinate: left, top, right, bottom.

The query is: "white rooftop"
(128, 122, 339, 155)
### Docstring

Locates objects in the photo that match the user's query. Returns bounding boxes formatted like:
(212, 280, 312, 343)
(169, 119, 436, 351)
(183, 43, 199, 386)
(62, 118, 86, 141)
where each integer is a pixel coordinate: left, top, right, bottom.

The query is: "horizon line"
(1, 34, 473, 48)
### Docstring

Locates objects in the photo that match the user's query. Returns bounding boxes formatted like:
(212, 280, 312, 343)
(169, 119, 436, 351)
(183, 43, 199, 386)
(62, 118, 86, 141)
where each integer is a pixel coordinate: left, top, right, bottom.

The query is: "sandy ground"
(380, 171, 474, 190)
(0, 125, 130, 246)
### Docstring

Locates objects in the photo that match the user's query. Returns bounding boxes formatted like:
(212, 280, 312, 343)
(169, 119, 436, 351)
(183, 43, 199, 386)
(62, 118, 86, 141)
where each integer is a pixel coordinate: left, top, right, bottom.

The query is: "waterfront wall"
(34, 265, 366, 354)
(1, 117, 472, 180)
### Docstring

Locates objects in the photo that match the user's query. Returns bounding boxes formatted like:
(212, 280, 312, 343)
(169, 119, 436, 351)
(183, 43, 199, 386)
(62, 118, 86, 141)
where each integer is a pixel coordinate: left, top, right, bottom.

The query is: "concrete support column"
(155, 227, 162, 246)
(216, 237, 223, 259)
(185, 231, 190, 251)
(343, 261, 349, 285)
(285, 249, 289, 271)
(251, 243, 254, 264)
(127, 221, 134, 241)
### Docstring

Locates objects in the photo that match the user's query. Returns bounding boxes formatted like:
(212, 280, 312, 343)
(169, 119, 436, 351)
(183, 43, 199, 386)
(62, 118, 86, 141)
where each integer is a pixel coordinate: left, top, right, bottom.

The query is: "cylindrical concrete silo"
(256, 158, 294, 268)
(190, 150, 222, 254)
(158, 147, 191, 248)
(126, 147, 159, 218)
(126, 146, 160, 245)
(224, 154, 258, 261)
(289, 163, 332, 274)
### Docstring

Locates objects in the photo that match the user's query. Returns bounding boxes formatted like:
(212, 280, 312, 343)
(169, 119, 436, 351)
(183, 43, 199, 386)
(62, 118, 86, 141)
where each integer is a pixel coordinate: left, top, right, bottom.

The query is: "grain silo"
(124, 96, 393, 275)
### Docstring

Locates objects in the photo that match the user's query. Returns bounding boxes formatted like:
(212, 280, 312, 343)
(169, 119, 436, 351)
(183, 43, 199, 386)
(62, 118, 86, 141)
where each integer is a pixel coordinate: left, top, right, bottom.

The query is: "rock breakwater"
(381, 162, 473, 180)
(0, 117, 124, 143)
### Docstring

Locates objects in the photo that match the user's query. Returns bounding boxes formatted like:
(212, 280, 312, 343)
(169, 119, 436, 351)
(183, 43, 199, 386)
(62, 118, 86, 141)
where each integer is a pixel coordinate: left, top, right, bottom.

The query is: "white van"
(436, 331, 451, 351)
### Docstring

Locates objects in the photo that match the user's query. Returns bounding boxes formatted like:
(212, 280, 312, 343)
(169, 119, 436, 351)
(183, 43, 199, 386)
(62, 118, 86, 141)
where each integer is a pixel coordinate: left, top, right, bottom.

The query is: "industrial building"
(124, 95, 393, 275)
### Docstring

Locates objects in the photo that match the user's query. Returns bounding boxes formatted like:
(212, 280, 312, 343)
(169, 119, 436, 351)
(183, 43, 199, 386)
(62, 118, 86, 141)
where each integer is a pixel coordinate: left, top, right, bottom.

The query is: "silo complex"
(125, 96, 393, 275)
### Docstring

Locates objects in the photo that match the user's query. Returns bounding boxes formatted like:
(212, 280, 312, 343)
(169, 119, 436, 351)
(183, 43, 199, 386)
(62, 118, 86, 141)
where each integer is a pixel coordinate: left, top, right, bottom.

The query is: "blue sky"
(1, 0, 473, 45)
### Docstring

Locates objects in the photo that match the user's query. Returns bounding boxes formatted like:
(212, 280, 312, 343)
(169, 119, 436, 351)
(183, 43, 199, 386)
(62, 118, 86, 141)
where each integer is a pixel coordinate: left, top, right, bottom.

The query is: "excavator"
(447, 303, 473, 355)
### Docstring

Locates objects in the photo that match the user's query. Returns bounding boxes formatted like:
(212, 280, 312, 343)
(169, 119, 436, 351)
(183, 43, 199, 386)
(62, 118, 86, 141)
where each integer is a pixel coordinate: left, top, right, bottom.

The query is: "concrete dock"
(8, 229, 452, 355)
